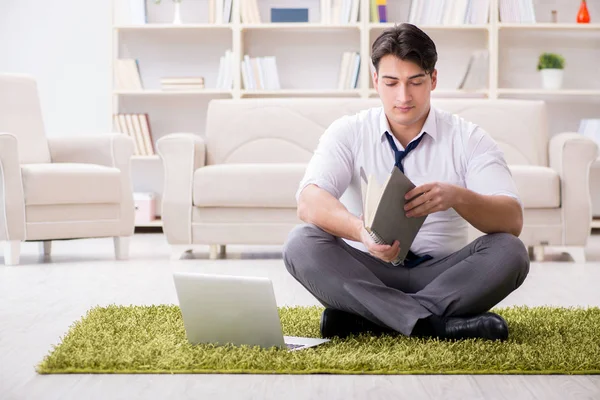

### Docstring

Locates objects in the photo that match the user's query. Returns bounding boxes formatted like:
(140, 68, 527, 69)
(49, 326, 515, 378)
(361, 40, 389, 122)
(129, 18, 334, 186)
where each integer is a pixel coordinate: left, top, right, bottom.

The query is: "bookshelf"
(112, 0, 600, 226)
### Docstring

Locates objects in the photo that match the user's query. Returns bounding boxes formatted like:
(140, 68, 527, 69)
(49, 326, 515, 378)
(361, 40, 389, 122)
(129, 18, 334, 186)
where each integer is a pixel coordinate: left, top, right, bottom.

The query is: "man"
(283, 23, 530, 341)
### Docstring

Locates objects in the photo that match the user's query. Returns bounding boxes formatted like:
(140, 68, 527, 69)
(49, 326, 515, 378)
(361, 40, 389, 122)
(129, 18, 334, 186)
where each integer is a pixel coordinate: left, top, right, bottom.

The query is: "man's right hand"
(359, 227, 401, 263)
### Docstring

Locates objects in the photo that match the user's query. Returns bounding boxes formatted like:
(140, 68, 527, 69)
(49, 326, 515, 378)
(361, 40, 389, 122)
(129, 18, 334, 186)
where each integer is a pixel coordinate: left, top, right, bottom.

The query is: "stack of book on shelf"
(457, 50, 489, 91)
(579, 119, 600, 148)
(499, 0, 536, 23)
(338, 51, 361, 90)
(208, 0, 233, 23)
(241, 55, 281, 90)
(114, 59, 143, 91)
(370, 0, 388, 23)
(321, 0, 360, 24)
(408, 0, 491, 25)
(160, 77, 205, 91)
(216, 50, 234, 90)
(241, 0, 262, 23)
(113, 113, 155, 156)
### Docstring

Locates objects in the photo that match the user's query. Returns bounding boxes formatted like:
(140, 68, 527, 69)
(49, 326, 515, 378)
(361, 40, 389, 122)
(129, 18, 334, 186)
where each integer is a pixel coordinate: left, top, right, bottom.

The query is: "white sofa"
(157, 98, 598, 261)
(0, 73, 135, 265)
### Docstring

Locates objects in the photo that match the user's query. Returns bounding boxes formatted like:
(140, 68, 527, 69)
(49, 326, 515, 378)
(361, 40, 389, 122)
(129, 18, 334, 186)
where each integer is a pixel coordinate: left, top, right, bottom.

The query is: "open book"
(361, 166, 428, 266)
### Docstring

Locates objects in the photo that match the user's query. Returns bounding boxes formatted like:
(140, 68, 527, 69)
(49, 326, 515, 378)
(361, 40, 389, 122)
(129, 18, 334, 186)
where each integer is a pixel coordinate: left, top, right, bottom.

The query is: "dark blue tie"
(384, 131, 425, 173)
(384, 131, 432, 268)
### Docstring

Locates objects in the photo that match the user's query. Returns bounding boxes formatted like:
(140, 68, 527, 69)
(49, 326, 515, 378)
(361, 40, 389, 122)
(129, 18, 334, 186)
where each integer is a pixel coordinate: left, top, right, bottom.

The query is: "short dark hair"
(371, 23, 438, 75)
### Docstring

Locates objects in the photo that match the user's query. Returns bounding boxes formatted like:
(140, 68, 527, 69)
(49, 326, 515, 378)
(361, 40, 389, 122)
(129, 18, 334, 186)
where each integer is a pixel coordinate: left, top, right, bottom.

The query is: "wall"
(0, 0, 111, 137)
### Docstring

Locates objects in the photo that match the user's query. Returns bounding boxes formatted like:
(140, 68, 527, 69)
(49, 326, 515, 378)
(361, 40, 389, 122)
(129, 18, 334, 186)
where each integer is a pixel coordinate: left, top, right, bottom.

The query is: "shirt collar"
(379, 106, 438, 146)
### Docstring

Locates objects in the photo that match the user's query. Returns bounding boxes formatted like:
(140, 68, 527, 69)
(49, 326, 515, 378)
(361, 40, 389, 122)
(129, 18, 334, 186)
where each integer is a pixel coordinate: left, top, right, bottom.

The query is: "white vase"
(173, 2, 182, 25)
(540, 69, 563, 90)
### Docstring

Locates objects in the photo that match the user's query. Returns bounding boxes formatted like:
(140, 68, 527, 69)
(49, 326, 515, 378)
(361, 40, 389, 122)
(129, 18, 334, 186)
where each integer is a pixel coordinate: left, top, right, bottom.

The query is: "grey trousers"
(283, 224, 530, 336)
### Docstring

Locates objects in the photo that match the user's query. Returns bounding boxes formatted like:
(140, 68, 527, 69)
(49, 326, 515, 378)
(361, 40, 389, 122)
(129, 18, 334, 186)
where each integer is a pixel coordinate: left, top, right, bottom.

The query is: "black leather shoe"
(320, 308, 395, 339)
(442, 312, 509, 341)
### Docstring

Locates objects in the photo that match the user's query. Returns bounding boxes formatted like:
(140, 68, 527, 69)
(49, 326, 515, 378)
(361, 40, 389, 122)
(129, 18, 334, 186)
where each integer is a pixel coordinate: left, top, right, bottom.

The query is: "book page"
(364, 173, 392, 229)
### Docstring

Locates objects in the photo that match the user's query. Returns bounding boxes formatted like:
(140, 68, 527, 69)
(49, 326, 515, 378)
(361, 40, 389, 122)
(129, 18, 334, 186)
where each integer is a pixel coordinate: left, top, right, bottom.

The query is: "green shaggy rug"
(37, 305, 600, 375)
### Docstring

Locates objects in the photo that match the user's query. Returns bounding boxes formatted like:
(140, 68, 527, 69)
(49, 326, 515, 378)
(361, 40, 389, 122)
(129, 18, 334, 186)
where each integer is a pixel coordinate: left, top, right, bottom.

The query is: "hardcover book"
(362, 166, 427, 265)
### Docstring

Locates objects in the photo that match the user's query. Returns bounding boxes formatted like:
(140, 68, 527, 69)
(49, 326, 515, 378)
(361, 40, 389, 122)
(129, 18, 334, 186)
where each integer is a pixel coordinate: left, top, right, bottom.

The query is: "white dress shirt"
(296, 106, 521, 259)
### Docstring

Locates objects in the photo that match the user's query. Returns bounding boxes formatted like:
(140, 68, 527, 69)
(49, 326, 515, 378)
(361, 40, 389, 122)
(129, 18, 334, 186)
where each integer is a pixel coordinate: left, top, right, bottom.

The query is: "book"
(114, 59, 143, 91)
(161, 84, 205, 90)
(362, 166, 428, 266)
(457, 50, 489, 90)
(113, 113, 154, 156)
(241, 55, 281, 90)
(270, 8, 309, 23)
(376, 0, 387, 22)
(370, 0, 379, 22)
(160, 77, 205, 84)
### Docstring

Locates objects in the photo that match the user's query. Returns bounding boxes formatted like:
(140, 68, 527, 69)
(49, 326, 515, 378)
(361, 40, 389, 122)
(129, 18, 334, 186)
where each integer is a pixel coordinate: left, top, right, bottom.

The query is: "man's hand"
(404, 182, 460, 218)
(359, 227, 400, 263)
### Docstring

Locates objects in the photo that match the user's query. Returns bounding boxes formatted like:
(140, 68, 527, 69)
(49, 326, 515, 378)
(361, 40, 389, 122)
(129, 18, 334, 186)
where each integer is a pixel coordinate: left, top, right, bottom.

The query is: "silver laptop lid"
(173, 272, 286, 349)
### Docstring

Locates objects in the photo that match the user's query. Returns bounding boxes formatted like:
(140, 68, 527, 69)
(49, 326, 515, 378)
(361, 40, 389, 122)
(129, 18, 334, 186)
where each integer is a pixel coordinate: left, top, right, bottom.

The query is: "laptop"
(172, 272, 330, 351)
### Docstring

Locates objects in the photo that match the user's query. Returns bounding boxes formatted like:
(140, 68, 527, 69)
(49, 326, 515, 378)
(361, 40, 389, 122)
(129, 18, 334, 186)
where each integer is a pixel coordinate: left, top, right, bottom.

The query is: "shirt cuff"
(295, 179, 340, 202)
(490, 192, 524, 209)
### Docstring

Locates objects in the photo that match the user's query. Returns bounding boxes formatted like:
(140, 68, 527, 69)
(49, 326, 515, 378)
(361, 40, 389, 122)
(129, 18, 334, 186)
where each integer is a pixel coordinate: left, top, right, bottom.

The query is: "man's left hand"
(404, 182, 460, 218)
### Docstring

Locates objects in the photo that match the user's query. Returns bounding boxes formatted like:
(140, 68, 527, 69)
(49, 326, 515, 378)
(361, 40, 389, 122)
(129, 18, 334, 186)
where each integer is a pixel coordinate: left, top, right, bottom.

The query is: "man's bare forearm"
(297, 184, 363, 242)
(453, 187, 523, 236)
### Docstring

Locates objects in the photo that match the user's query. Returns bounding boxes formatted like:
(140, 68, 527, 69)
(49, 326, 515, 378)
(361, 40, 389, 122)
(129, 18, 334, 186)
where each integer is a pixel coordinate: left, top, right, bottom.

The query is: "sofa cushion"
(22, 163, 121, 205)
(193, 163, 306, 208)
(509, 165, 560, 208)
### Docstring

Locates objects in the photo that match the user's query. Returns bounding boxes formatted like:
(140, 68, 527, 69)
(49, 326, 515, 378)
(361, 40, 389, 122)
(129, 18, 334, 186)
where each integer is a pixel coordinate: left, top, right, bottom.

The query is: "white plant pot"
(540, 69, 563, 90)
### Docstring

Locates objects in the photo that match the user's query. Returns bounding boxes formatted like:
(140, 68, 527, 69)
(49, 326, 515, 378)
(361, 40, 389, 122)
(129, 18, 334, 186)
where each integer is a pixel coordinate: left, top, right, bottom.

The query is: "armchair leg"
(39, 241, 52, 257)
(114, 237, 130, 260)
(532, 245, 545, 262)
(4, 241, 20, 266)
(209, 245, 219, 260)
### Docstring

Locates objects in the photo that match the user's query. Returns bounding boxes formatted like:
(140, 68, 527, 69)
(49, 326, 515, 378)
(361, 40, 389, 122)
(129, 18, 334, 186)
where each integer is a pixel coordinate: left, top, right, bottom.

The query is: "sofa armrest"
(0, 133, 26, 241)
(157, 133, 206, 244)
(549, 132, 599, 246)
(48, 133, 135, 236)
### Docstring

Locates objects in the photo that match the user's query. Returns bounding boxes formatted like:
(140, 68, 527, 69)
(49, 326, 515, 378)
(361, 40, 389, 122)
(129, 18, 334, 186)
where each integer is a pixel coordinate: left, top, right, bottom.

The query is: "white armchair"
(0, 73, 135, 265)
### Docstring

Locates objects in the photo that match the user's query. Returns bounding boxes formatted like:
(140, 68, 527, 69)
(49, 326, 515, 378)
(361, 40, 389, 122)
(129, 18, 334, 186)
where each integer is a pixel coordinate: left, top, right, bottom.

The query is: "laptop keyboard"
(286, 343, 304, 350)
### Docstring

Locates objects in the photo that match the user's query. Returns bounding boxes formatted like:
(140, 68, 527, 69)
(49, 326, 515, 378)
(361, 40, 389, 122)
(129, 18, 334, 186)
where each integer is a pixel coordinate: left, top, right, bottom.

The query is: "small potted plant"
(154, 0, 183, 25)
(537, 52, 565, 90)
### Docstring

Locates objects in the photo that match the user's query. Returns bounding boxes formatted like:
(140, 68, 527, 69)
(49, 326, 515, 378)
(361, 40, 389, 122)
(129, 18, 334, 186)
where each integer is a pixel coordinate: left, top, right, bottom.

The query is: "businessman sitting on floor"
(283, 23, 530, 341)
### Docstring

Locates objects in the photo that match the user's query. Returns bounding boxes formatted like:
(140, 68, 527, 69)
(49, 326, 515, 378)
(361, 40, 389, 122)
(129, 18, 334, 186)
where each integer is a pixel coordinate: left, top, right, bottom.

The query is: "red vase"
(577, 0, 590, 23)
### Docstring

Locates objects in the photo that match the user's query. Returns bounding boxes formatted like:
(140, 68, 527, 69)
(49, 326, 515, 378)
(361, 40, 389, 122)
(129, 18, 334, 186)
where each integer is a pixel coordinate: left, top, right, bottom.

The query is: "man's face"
(373, 55, 437, 130)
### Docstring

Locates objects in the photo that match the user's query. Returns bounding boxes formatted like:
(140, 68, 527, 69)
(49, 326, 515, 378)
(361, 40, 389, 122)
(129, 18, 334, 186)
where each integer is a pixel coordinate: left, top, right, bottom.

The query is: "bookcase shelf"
(241, 23, 361, 31)
(112, 0, 600, 226)
(369, 23, 491, 31)
(135, 217, 163, 228)
(498, 23, 600, 30)
(368, 89, 489, 98)
(114, 24, 233, 30)
(241, 89, 362, 97)
(132, 155, 161, 161)
(497, 89, 600, 101)
(114, 89, 234, 96)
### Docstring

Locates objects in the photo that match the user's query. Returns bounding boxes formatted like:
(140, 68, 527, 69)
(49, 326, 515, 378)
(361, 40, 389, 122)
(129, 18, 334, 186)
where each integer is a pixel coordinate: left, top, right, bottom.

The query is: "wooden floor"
(1, 233, 600, 400)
